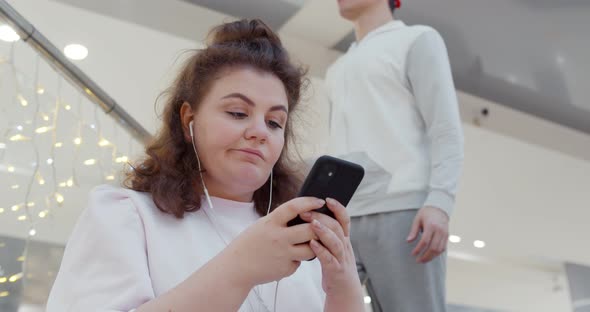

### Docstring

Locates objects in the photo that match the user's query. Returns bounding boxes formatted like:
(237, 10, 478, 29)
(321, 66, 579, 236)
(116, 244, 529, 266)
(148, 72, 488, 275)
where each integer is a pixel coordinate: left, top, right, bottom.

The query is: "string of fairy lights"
(0, 24, 140, 301)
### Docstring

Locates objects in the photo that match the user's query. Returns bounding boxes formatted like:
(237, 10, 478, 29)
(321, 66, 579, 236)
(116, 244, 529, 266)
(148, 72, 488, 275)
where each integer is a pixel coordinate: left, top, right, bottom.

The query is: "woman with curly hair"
(46, 19, 364, 312)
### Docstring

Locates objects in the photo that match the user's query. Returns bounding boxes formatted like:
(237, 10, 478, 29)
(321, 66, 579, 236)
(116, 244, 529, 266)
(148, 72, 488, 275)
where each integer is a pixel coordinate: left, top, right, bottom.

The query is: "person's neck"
(201, 176, 253, 203)
(354, 4, 394, 42)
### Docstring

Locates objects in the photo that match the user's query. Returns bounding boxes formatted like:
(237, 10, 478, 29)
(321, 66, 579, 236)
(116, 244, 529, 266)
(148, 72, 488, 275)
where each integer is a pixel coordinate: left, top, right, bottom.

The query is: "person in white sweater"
(326, 0, 464, 311)
(46, 19, 364, 312)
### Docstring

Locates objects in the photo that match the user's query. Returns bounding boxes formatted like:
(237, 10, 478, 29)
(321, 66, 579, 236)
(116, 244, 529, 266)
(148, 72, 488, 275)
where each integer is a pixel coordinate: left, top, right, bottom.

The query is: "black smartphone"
(287, 155, 365, 227)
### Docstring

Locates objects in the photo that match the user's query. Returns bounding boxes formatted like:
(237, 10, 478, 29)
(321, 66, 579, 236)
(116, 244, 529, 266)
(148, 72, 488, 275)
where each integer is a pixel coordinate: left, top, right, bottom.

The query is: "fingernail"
(301, 212, 312, 218)
(310, 239, 319, 248)
(326, 198, 334, 204)
(316, 199, 325, 206)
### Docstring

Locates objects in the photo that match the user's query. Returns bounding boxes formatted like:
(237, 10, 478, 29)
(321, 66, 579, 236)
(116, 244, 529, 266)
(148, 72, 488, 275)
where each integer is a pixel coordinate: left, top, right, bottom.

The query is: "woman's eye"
(227, 112, 247, 119)
(268, 120, 283, 129)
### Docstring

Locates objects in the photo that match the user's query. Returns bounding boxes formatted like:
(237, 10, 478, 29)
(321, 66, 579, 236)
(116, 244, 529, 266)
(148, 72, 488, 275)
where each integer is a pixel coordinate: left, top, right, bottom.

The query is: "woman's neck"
(201, 176, 253, 203)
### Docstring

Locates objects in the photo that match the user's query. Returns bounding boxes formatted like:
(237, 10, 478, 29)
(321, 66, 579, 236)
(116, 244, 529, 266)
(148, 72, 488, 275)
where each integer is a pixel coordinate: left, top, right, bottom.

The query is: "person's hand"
(299, 198, 363, 300)
(407, 206, 449, 263)
(225, 197, 324, 286)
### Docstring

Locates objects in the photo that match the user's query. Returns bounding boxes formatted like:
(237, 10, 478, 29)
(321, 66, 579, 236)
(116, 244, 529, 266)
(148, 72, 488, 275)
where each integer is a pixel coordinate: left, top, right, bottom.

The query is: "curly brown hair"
(124, 19, 307, 218)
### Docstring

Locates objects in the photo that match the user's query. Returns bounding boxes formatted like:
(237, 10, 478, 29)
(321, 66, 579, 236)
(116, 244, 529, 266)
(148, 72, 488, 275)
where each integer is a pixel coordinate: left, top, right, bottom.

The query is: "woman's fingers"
(310, 219, 345, 261)
(324, 198, 351, 237)
(299, 211, 345, 241)
(285, 223, 317, 244)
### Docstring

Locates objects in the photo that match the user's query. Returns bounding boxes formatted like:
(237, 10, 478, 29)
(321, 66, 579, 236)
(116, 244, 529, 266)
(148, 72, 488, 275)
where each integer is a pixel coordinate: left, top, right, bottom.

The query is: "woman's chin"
(230, 164, 268, 188)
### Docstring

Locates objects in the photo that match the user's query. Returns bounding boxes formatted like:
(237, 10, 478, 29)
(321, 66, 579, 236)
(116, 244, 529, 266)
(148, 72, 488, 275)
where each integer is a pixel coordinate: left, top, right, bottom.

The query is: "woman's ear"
(180, 101, 194, 142)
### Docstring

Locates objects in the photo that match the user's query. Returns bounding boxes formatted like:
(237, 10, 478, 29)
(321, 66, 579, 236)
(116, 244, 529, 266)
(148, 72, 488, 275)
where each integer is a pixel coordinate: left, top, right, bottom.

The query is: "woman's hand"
(224, 197, 325, 287)
(299, 198, 364, 310)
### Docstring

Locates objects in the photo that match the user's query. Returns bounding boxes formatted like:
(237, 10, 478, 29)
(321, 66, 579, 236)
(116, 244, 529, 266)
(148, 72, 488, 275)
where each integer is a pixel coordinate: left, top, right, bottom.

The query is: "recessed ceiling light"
(64, 43, 88, 60)
(474, 240, 486, 248)
(449, 235, 461, 243)
(0, 25, 20, 42)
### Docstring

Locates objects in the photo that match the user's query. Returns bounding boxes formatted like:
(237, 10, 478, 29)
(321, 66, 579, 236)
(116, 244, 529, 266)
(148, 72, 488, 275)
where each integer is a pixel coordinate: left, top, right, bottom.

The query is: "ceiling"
(1, 0, 589, 310)
(180, 0, 306, 30)
(54, 0, 590, 134)
(392, 0, 590, 135)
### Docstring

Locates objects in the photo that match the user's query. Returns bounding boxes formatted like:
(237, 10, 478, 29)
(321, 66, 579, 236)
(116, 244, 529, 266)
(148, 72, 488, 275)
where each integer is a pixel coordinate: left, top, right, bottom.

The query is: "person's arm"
(136, 247, 253, 311)
(407, 29, 464, 217)
(143, 196, 330, 311)
(405, 29, 465, 263)
(46, 185, 253, 312)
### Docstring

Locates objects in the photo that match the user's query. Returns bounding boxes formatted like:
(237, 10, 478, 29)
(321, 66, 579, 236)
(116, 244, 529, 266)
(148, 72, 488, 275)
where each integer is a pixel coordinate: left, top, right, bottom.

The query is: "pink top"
(46, 184, 325, 311)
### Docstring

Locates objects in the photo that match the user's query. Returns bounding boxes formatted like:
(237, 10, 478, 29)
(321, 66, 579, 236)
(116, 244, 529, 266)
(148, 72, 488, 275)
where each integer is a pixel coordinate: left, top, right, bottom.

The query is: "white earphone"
(188, 119, 278, 311)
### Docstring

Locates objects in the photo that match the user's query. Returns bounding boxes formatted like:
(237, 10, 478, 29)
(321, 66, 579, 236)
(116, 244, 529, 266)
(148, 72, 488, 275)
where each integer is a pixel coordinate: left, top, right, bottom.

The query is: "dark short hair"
(388, 0, 397, 12)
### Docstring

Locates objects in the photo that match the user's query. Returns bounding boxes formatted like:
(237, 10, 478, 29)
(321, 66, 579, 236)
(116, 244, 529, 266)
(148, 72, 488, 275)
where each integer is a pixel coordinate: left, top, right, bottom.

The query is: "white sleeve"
(46, 185, 155, 311)
(406, 29, 465, 216)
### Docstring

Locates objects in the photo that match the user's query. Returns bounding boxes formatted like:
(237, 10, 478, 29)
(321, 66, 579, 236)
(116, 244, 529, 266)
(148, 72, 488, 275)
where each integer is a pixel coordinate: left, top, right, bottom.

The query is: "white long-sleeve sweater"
(46, 185, 324, 311)
(326, 20, 464, 217)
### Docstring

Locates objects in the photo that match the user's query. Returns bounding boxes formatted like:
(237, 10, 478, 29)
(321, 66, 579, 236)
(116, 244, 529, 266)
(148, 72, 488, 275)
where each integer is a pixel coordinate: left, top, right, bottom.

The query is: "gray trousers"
(351, 209, 447, 312)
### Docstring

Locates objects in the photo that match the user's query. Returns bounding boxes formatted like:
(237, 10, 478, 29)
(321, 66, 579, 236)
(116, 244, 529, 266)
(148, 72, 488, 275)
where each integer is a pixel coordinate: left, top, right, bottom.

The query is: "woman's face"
(186, 67, 289, 202)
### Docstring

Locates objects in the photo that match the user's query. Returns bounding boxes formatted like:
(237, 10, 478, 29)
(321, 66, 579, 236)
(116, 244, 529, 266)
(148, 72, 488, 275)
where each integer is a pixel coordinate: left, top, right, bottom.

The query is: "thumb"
(407, 214, 422, 242)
